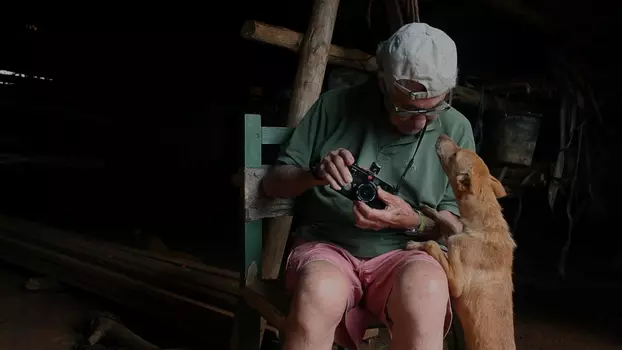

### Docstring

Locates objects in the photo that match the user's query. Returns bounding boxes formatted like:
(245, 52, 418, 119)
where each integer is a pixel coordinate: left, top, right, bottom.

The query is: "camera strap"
(394, 119, 429, 194)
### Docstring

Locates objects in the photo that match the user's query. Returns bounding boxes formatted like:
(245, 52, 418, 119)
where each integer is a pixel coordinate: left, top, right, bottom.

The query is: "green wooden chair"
(232, 113, 466, 350)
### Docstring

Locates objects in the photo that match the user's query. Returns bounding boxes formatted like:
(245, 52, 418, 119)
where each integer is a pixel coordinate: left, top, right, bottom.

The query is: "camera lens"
(356, 183, 377, 202)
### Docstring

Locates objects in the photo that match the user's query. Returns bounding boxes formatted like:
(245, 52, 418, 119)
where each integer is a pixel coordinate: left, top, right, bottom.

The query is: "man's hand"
(352, 187, 419, 231)
(313, 148, 356, 191)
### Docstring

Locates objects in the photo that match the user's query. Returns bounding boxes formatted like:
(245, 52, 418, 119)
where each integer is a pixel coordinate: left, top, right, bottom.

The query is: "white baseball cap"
(376, 23, 458, 99)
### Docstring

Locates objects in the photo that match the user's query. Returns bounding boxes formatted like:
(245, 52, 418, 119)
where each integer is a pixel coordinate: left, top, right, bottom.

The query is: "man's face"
(383, 80, 448, 135)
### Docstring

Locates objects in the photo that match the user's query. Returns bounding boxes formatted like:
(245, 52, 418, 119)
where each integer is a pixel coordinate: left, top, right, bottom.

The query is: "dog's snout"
(436, 134, 451, 154)
(436, 134, 450, 147)
(437, 134, 451, 142)
(435, 134, 460, 162)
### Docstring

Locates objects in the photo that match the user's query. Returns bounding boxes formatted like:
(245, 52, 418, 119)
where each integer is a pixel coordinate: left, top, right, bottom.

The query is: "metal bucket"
(488, 112, 541, 167)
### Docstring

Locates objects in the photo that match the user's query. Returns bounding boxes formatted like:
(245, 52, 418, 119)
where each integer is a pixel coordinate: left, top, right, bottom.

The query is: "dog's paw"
(406, 241, 424, 250)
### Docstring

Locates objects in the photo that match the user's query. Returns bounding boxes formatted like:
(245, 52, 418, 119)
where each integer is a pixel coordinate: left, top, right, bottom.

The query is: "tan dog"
(407, 134, 516, 350)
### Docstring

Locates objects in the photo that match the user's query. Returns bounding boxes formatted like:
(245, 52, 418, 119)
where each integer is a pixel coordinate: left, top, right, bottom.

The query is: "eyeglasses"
(390, 89, 453, 120)
(393, 100, 451, 119)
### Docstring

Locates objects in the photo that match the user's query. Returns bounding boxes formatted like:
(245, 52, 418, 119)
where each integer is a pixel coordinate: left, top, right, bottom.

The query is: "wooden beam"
(0, 228, 237, 345)
(261, 0, 341, 283)
(0, 216, 240, 304)
(241, 20, 377, 72)
(241, 20, 482, 107)
(0, 226, 285, 344)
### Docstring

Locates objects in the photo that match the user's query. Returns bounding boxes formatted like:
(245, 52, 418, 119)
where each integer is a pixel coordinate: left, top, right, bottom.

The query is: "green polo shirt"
(277, 80, 475, 258)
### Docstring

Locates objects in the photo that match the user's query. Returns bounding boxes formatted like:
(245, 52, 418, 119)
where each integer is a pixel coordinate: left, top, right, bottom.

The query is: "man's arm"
(262, 165, 324, 198)
(436, 210, 463, 234)
(418, 206, 463, 237)
(262, 93, 335, 198)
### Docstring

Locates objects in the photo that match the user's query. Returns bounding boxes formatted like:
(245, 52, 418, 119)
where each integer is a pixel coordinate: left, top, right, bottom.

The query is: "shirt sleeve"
(276, 94, 329, 169)
(436, 122, 477, 216)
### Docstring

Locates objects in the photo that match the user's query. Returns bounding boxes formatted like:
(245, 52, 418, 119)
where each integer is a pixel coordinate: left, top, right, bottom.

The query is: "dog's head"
(436, 134, 506, 200)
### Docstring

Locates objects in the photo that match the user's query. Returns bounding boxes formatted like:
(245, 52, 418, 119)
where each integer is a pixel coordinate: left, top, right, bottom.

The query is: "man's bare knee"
(386, 261, 449, 349)
(290, 260, 351, 331)
(283, 261, 351, 349)
(388, 261, 449, 327)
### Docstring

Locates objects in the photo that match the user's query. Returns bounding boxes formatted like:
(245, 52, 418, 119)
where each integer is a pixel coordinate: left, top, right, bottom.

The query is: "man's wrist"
(305, 167, 326, 187)
(309, 164, 323, 181)
(404, 209, 425, 233)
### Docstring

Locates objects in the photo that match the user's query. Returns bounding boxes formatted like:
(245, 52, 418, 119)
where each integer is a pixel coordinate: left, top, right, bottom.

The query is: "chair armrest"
(233, 166, 295, 222)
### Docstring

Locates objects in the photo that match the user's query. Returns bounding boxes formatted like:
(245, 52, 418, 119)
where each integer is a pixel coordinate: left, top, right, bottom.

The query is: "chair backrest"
(243, 114, 293, 168)
(242, 114, 295, 222)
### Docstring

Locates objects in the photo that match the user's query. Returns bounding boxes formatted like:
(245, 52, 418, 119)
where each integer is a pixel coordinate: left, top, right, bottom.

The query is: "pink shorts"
(285, 240, 453, 350)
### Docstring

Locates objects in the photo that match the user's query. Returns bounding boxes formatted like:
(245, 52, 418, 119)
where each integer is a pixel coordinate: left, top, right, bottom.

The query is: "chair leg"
(230, 300, 263, 350)
(231, 220, 264, 350)
(230, 309, 241, 350)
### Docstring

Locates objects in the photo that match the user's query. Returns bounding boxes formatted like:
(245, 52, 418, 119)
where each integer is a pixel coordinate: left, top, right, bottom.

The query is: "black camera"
(336, 162, 398, 209)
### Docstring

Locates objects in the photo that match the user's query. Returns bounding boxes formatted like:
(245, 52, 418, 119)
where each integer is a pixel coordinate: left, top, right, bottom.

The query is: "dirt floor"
(368, 291, 622, 350)
(0, 263, 90, 350)
(0, 261, 229, 350)
(0, 260, 620, 350)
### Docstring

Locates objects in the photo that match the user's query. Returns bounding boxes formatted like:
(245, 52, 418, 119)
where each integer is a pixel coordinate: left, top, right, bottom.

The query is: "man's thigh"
(284, 240, 377, 348)
(362, 249, 453, 335)
(284, 240, 363, 306)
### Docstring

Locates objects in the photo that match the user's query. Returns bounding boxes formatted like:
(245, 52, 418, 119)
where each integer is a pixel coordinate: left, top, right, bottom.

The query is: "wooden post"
(287, 0, 342, 127)
(262, 0, 341, 280)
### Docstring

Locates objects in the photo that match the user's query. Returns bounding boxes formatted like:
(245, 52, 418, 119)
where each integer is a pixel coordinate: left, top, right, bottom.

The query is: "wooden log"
(288, 0, 341, 124)
(0, 231, 234, 342)
(241, 20, 377, 73)
(0, 216, 240, 304)
(0, 228, 282, 344)
(261, 0, 341, 283)
(241, 20, 482, 107)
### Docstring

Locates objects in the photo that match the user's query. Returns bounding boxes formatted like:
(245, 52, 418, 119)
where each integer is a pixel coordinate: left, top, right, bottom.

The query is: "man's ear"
(489, 176, 507, 198)
(456, 172, 471, 193)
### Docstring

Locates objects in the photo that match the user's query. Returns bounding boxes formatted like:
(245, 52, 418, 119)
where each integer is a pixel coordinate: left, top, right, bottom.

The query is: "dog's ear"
(489, 176, 507, 198)
(456, 172, 472, 193)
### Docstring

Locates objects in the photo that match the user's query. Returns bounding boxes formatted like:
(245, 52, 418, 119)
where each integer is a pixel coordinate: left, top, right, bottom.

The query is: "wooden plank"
(261, 126, 293, 145)
(241, 20, 377, 72)
(0, 216, 240, 303)
(244, 167, 294, 222)
(0, 232, 236, 341)
(0, 217, 291, 347)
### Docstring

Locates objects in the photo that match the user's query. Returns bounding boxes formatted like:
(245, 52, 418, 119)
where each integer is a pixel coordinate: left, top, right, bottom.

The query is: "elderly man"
(262, 23, 475, 350)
